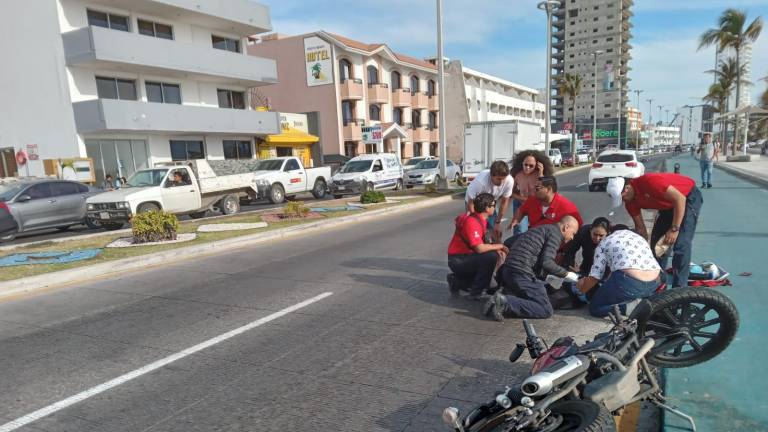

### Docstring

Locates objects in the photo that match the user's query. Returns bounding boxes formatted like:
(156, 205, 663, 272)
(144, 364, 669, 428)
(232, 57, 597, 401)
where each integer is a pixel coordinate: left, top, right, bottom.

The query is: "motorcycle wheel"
(631, 287, 739, 368)
(477, 401, 615, 432)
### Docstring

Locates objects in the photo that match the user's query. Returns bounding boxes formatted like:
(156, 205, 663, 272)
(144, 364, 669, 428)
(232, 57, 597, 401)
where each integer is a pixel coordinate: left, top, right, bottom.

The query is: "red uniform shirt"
(626, 173, 695, 217)
(519, 193, 583, 228)
(448, 213, 487, 255)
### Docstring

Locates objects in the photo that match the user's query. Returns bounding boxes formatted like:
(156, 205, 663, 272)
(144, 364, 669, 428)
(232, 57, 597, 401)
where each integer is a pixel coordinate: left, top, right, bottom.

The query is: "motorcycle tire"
(630, 287, 739, 368)
(476, 400, 615, 432)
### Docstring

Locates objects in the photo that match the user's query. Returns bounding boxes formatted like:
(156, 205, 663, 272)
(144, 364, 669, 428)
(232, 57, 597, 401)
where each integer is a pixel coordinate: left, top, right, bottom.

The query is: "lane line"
(577, 182, 587, 188)
(0, 291, 334, 432)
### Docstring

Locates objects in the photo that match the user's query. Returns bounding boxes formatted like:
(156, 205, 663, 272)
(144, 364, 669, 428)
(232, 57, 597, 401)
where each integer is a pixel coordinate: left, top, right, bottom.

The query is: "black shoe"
(701, 183, 707, 189)
(483, 292, 506, 322)
(447, 273, 460, 296)
(707, 183, 713, 189)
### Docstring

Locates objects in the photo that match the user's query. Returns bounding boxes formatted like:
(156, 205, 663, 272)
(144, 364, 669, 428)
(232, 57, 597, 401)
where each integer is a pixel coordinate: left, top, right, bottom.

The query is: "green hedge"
(360, 190, 386, 204)
(131, 211, 179, 243)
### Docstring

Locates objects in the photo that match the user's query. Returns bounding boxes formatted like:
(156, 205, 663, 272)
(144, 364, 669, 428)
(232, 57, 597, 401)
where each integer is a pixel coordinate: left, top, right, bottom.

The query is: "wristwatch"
(670, 225, 679, 232)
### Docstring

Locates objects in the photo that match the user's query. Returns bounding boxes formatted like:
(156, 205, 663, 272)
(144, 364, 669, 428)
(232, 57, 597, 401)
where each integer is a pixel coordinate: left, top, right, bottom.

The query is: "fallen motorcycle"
(442, 308, 709, 432)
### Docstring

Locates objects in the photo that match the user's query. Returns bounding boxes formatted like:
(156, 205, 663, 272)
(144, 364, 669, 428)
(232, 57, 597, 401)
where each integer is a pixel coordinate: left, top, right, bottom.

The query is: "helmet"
(701, 262, 720, 280)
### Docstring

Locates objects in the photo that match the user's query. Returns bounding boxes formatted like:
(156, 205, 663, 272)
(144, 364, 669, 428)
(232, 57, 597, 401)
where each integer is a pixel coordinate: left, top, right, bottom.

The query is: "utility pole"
(633, 89, 643, 150)
(657, 105, 663, 127)
(436, 0, 448, 188)
(646, 98, 654, 126)
(592, 50, 603, 159)
(538, 0, 559, 153)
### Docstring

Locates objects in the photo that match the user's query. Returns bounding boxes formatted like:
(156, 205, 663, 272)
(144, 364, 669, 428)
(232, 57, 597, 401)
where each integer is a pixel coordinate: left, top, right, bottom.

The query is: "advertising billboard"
(304, 36, 333, 87)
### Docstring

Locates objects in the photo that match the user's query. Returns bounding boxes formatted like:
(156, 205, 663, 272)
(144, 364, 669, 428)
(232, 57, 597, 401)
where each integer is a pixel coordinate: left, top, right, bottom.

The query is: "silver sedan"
(404, 159, 461, 188)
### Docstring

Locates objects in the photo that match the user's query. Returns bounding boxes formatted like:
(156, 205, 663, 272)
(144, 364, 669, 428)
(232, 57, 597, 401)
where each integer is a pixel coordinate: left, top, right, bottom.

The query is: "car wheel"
(137, 202, 160, 213)
(85, 216, 101, 230)
(269, 184, 285, 204)
(311, 179, 327, 199)
(0, 231, 17, 242)
(220, 194, 240, 215)
(588, 184, 597, 192)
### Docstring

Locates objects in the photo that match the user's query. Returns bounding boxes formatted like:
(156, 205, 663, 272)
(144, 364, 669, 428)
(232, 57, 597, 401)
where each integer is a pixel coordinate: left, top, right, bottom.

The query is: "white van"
(329, 153, 404, 198)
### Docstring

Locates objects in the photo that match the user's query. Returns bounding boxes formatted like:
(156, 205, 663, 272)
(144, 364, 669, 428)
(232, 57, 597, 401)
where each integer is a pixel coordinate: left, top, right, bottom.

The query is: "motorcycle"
(442, 309, 702, 432)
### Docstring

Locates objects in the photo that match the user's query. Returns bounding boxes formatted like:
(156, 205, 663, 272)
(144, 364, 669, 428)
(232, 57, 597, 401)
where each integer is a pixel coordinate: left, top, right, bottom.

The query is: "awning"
(719, 105, 768, 119)
(264, 127, 319, 144)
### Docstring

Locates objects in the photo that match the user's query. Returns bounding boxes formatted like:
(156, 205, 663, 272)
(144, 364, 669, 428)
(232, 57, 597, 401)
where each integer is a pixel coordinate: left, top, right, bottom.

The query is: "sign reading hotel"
(304, 36, 333, 87)
(362, 125, 383, 145)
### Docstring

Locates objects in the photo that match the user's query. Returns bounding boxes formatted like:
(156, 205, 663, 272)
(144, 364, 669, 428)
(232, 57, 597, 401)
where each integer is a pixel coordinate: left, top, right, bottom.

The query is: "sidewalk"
(715, 154, 768, 188)
(664, 156, 768, 431)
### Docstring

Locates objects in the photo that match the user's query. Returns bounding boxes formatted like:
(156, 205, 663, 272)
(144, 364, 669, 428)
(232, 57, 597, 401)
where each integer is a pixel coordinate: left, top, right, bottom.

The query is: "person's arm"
(541, 231, 570, 277)
(662, 186, 687, 245)
(631, 213, 648, 240)
(473, 243, 507, 254)
(464, 179, 480, 212)
(577, 276, 600, 294)
(466, 199, 475, 213)
(579, 242, 608, 293)
(561, 229, 583, 270)
(496, 196, 511, 225)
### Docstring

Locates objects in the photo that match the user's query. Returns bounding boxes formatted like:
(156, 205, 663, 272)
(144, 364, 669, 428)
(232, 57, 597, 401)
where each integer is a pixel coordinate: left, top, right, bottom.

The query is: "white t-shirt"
(465, 169, 514, 203)
(699, 142, 717, 161)
(589, 230, 661, 280)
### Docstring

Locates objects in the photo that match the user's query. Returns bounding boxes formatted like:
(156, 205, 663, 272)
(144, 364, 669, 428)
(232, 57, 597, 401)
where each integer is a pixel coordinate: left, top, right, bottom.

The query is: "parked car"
(548, 149, 562, 167)
(0, 179, 100, 242)
(330, 153, 404, 198)
(405, 159, 461, 188)
(402, 156, 436, 174)
(249, 157, 331, 204)
(561, 152, 576, 167)
(588, 150, 645, 191)
(576, 149, 592, 164)
(0, 201, 19, 241)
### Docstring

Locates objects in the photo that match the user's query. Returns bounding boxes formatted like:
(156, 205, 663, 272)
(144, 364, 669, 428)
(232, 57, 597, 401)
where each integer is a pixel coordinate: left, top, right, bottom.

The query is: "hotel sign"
(304, 36, 333, 87)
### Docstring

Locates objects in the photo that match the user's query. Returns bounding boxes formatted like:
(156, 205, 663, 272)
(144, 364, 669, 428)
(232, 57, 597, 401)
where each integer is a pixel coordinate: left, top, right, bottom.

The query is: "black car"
(0, 202, 18, 241)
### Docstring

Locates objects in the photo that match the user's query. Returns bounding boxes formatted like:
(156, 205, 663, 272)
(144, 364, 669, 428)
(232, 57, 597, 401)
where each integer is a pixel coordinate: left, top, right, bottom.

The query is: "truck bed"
(185, 160, 259, 195)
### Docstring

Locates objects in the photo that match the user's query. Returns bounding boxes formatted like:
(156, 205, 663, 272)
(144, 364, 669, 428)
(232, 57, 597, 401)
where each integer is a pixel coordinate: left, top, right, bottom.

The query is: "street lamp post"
(591, 50, 603, 159)
(646, 98, 654, 126)
(436, 0, 447, 187)
(538, 0, 559, 153)
(633, 89, 643, 150)
(665, 109, 670, 125)
(657, 105, 663, 127)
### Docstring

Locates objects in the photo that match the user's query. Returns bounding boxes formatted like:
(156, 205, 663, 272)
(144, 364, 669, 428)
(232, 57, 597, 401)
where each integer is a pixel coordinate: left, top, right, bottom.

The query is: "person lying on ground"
(483, 216, 580, 321)
(448, 192, 509, 300)
(576, 225, 662, 317)
(560, 217, 611, 276)
(465, 160, 514, 243)
(507, 175, 583, 232)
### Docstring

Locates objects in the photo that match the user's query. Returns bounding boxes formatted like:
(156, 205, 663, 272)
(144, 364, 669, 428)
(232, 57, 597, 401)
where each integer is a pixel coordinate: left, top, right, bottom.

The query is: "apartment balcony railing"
(427, 94, 439, 111)
(366, 83, 389, 103)
(340, 78, 364, 100)
(411, 91, 429, 110)
(392, 88, 411, 107)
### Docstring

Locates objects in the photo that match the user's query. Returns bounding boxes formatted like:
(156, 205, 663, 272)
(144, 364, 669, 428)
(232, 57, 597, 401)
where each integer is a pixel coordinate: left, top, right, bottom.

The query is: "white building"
(649, 126, 681, 148)
(0, 0, 280, 183)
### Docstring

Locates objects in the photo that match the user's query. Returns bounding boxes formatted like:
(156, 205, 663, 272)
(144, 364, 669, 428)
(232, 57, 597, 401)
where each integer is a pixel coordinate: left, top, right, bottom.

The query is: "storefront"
(257, 126, 319, 167)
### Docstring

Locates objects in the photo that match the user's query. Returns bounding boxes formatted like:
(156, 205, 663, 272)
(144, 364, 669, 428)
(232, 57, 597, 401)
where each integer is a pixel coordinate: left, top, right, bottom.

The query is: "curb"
(0, 193, 461, 299)
(714, 162, 768, 189)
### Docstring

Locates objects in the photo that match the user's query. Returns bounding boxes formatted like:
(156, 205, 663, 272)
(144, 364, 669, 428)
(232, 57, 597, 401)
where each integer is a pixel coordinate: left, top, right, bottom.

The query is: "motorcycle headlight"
(87, 203, 95, 210)
(442, 407, 461, 428)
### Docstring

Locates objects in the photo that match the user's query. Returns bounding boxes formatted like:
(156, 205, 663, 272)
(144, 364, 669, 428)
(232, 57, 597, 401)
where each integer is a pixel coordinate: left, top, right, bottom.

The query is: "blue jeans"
(499, 268, 553, 319)
(650, 187, 703, 287)
(512, 199, 529, 235)
(699, 159, 713, 185)
(589, 271, 660, 317)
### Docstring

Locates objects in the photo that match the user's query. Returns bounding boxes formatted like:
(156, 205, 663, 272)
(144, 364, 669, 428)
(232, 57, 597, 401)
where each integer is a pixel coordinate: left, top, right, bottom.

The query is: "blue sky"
(264, 0, 767, 121)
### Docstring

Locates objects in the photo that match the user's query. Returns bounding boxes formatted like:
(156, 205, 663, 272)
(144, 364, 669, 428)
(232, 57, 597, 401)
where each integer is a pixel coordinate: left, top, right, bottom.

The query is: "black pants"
(650, 187, 703, 287)
(498, 267, 553, 319)
(448, 251, 498, 295)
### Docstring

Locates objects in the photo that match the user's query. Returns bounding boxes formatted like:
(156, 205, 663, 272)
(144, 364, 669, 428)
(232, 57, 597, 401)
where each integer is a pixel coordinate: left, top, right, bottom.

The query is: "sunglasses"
(523, 164, 536, 168)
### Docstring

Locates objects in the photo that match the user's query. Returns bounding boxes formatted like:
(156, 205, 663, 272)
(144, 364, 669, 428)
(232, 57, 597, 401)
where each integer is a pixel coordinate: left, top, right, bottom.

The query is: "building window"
(390, 71, 401, 90)
(138, 19, 173, 40)
(607, 37, 614, 42)
(367, 65, 379, 84)
(594, 17, 599, 21)
(568, 9, 578, 17)
(339, 59, 353, 81)
(427, 79, 436, 97)
(607, 48, 614, 53)
(604, 103, 612, 108)
(607, 26, 614, 31)
(429, 112, 437, 129)
(87, 9, 129, 32)
(410, 75, 420, 94)
(569, 32, 576, 36)
(604, 114, 611, 118)
(365, 143, 377, 154)
(96, 77, 137, 100)
(570, 21, 575, 25)
(369, 104, 381, 121)
(593, 28, 598, 32)
(593, 39, 598, 44)
(344, 141, 357, 158)
(217, 89, 245, 109)
(342, 101, 356, 126)
(145, 82, 181, 104)
(413, 142, 421, 156)
(393, 108, 403, 125)
(170, 140, 204, 161)
(223, 140, 252, 159)
(594, 5, 599, 9)
(412, 110, 421, 128)
(212, 35, 240, 53)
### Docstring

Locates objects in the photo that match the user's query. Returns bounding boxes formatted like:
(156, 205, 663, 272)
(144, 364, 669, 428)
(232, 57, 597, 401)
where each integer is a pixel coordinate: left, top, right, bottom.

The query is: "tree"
(706, 58, 746, 151)
(699, 9, 763, 154)
(704, 82, 729, 146)
(556, 73, 584, 156)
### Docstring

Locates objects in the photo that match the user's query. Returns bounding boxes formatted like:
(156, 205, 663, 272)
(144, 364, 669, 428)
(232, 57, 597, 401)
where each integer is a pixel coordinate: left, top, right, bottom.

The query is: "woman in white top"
(576, 225, 661, 317)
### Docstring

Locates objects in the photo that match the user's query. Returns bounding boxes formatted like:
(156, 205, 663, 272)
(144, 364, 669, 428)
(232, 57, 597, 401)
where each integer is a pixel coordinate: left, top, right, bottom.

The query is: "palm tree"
(703, 83, 729, 146)
(706, 57, 747, 152)
(556, 73, 584, 156)
(699, 9, 763, 154)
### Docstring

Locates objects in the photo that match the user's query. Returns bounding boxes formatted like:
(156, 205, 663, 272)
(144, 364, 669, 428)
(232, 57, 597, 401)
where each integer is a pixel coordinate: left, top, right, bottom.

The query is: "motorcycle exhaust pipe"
(521, 355, 590, 397)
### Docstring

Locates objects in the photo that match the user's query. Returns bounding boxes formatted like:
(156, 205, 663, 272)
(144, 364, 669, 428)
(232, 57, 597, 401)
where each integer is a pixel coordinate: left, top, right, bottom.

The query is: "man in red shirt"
(607, 174, 703, 287)
(506, 176, 583, 231)
(448, 193, 509, 300)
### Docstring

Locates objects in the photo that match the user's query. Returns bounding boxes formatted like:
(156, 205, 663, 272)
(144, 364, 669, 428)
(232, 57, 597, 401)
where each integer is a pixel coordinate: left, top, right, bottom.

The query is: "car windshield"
(340, 160, 373, 173)
(561, 152, 573, 157)
(253, 160, 284, 171)
(597, 154, 634, 163)
(126, 169, 169, 187)
(415, 160, 439, 169)
(405, 157, 426, 166)
(0, 183, 26, 201)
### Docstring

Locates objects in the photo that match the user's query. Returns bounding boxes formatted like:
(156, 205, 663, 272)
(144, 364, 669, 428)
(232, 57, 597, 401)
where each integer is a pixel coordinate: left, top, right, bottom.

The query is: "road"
(0, 156, 667, 432)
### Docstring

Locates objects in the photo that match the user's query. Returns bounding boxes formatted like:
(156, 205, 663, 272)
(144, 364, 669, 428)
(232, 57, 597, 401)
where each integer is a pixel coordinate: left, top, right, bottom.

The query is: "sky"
(263, 0, 767, 123)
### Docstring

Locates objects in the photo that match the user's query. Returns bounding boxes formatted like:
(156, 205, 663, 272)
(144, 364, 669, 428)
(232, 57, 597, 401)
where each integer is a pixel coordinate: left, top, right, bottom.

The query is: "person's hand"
(564, 272, 580, 282)
(493, 224, 502, 240)
(507, 220, 518, 231)
(664, 229, 679, 245)
(501, 245, 510, 254)
(536, 161, 545, 176)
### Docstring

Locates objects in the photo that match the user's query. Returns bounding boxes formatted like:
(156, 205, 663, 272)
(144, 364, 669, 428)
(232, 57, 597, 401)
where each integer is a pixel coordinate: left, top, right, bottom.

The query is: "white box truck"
(462, 120, 543, 181)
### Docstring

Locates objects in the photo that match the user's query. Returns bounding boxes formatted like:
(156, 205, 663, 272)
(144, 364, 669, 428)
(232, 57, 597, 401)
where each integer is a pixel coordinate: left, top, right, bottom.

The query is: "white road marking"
(577, 182, 587, 188)
(0, 292, 334, 432)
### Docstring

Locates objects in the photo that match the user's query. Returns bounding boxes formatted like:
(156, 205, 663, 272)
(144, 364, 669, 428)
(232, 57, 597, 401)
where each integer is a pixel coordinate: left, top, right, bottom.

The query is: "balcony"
(410, 125, 430, 142)
(72, 99, 280, 135)
(428, 94, 439, 111)
(62, 26, 277, 87)
(392, 88, 411, 107)
(411, 91, 428, 110)
(342, 119, 364, 141)
(340, 78, 363, 100)
(367, 83, 389, 103)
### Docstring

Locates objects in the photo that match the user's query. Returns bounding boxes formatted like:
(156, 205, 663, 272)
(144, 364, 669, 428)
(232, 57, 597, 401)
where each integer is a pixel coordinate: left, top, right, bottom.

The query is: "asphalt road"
(0, 155, 668, 432)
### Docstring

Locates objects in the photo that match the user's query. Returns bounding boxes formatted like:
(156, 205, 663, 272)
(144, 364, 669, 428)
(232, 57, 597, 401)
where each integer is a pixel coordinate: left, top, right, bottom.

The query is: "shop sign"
(26, 144, 39, 161)
(362, 125, 383, 145)
(304, 36, 333, 87)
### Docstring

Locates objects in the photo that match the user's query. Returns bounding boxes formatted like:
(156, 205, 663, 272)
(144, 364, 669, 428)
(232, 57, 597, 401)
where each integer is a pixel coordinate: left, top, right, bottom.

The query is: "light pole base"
(436, 178, 450, 191)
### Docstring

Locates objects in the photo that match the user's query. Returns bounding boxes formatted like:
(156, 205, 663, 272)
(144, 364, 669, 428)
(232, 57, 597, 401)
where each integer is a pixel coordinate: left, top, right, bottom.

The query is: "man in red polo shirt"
(506, 176, 583, 231)
(607, 174, 703, 287)
(448, 193, 509, 300)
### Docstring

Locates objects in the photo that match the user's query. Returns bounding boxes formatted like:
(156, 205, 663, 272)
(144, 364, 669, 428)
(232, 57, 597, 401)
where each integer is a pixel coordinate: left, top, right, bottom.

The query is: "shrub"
(361, 190, 386, 204)
(131, 211, 179, 244)
(425, 183, 438, 193)
(282, 201, 310, 218)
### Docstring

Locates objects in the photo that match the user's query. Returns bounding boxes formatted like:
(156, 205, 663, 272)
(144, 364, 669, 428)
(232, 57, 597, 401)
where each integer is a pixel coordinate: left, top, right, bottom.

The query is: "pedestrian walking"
(606, 173, 702, 288)
(696, 132, 719, 188)
(465, 160, 514, 243)
(447, 193, 509, 300)
(507, 176, 583, 232)
(510, 151, 554, 235)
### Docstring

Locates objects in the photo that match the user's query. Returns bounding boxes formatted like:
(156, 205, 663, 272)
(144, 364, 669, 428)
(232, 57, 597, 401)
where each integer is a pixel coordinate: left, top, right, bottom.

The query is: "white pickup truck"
(250, 157, 331, 204)
(86, 159, 262, 229)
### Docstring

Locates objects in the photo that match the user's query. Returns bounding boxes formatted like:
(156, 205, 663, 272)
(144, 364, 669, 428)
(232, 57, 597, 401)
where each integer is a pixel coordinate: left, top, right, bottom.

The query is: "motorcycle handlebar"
(523, 320, 536, 338)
